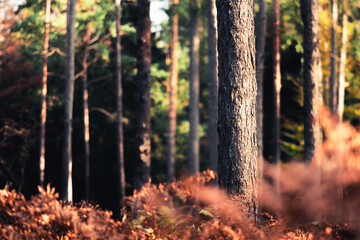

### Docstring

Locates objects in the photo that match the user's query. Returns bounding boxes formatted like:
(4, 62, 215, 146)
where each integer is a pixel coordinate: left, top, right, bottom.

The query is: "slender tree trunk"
(188, 1, 200, 175)
(337, 0, 347, 122)
(330, 0, 338, 114)
(61, 0, 76, 201)
(134, 0, 151, 190)
(300, 0, 322, 163)
(82, 25, 91, 201)
(207, 0, 218, 173)
(216, 0, 258, 216)
(167, 0, 179, 183)
(115, 0, 126, 201)
(39, 0, 51, 188)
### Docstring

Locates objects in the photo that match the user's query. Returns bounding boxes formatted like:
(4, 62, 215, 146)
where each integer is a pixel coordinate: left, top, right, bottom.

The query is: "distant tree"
(300, 0, 322, 163)
(39, 0, 51, 188)
(133, 0, 151, 190)
(61, 0, 76, 201)
(167, 0, 179, 183)
(330, 0, 338, 114)
(216, 0, 258, 215)
(188, 0, 200, 175)
(207, 0, 218, 173)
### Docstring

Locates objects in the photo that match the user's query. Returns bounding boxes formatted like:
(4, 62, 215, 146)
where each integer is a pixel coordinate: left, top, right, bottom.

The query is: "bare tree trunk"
(134, 0, 151, 190)
(61, 0, 76, 202)
(188, 1, 200, 175)
(207, 0, 218, 173)
(337, 0, 347, 122)
(39, 0, 51, 188)
(115, 0, 126, 202)
(330, 0, 338, 114)
(167, 0, 179, 183)
(216, 0, 258, 216)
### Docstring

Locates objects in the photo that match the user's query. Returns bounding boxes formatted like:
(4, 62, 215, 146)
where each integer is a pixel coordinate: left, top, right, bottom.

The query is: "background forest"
(0, 0, 360, 218)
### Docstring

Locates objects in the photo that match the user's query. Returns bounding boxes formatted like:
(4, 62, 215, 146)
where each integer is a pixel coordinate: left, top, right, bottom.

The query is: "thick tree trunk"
(300, 0, 322, 163)
(330, 0, 338, 114)
(188, 1, 200, 175)
(115, 0, 126, 201)
(134, 0, 151, 190)
(39, 0, 51, 188)
(337, 0, 347, 122)
(207, 0, 218, 173)
(61, 0, 76, 201)
(216, 0, 258, 216)
(167, 0, 179, 183)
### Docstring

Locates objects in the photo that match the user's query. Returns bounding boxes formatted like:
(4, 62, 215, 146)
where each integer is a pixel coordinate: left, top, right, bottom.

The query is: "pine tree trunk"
(330, 0, 338, 114)
(39, 0, 51, 188)
(61, 0, 76, 201)
(337, 0, 347, 122)
(115, 0, 126, 202)
(134, 0, 151, 190)
(300, 0, 322, 163)
(188, 1, 200, 175)
(216, 0, 258, 216)
(207, 0, 218, 173)
(167, 0, 179, 183)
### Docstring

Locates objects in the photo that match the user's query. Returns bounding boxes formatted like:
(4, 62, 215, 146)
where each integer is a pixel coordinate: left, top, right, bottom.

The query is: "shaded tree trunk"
(216, 0, 258, 216)
(61, 0, 76, 201)
(188, 1, 200, 175)
(134, 0, 151, 190)
(330, 0, 338, 114)
(207, 0, 218, 173)
(39, 0, 51, 188)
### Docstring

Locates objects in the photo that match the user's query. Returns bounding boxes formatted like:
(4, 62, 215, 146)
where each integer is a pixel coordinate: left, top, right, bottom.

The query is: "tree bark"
(337, 0, 347, 122)
(207, 0, 218, 173)
(330, 0, 338, 114)
(134, 0, 151, 190)
(167, 0, 179, 183)
(300, 0, 323, 163)
(39, 0, 51, 188)
(188, 1, 200, 175)
(216, 0, 258, 216)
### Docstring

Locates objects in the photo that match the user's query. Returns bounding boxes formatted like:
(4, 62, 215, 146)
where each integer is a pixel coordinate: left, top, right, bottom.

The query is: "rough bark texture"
(337, 0, 347, 122)
(61, 0, 76, 201)
(39, 0, 51, 188)
(216, 0, 258, 216)
(167, 1, 179, 183)
(115, 0, 126, 201)
(134, 0, 151, 190)
(300, 0, 323, 163)
(188, 1, 200, 175)
(207, 0, 218, 173)
(330, 0, 338, 114)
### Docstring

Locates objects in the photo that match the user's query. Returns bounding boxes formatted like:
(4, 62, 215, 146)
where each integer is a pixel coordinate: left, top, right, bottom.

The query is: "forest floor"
(0, 170, 358, 240)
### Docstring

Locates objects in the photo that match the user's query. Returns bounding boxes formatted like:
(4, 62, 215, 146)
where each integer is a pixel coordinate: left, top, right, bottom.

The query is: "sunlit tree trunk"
(330, 0, 338, 114)
(39, 0, 51, 188)
(167, 0, 179, 183)
(216, 0, 258, 216)
(115, 0, 126, 202)
(207, 0, 218, 173)
(61, 0, 76, 201)
(337, 0, 347, 122)
(134, 0, 151, 190)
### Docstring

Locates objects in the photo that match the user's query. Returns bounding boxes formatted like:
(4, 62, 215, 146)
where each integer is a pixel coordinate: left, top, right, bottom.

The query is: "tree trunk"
(134, 0, 151, 190)
(167, 0, 179, 183)
(207, 0, 218, 173)
(337, 0, 347, 122)
(82, 25, 91, 201)
(300, 0, 322, 163)
(39, 0, 51, 188)
(188, 1, 200, 175)
(216, 0, 258, 216)
(115, 0, 126, 202)
(330, 0, 338, 114)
